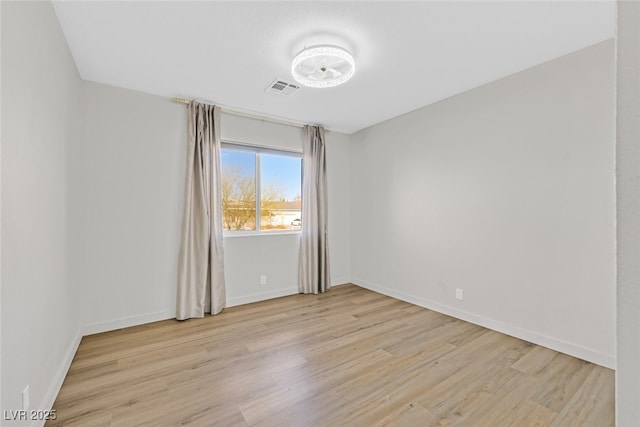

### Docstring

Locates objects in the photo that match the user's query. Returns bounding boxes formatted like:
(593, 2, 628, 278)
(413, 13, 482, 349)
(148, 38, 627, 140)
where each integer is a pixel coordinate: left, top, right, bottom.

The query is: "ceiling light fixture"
(291, 45, 355, 88)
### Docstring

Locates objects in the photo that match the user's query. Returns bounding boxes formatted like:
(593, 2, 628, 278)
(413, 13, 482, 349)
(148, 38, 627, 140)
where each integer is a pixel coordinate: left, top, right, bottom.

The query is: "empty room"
(1, 1, 639, 426)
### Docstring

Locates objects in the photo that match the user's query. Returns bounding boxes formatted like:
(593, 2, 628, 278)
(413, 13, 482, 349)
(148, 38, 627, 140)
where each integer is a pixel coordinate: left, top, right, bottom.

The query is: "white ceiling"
(52, 1, 616, 134)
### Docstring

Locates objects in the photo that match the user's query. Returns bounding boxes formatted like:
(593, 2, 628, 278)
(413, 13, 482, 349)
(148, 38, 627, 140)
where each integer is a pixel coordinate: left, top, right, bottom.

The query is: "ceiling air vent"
(265, 79, 300, 96)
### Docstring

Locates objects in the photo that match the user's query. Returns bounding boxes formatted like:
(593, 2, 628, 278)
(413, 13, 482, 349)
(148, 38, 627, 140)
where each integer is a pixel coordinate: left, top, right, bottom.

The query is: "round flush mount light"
(291, 45, 355, 88)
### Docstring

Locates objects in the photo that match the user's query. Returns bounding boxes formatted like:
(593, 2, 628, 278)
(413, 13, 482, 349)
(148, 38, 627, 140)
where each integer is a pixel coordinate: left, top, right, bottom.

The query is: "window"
(221, 143, 302, 232)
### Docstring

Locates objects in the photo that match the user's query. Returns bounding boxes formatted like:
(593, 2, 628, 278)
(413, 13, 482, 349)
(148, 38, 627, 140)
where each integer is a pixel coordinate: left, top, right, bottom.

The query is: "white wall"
(79, 82, 351, 333)
(616, 2, 640, 424)
(350, 39, 616, 367)
(1, 1, 83, 422)
(1, 0, 4, 414)
(78, 82, 186, 333)
(326, 131, 351, 286)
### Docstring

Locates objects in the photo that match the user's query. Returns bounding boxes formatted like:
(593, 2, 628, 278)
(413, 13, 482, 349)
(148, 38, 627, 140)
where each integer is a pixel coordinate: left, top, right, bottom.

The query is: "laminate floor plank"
(48, 285, 614, 426)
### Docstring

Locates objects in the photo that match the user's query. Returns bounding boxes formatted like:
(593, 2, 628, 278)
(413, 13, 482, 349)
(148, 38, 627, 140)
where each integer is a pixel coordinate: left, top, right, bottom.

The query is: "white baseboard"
(83, 309, 175, 336)
(82, 284, 328, 334)
(352, 278, 615, 369)
(331, 276, 351, 286)
(83, 283, 348, 334)
(36, 329, 83, 427)
(226, 287, 299, 307)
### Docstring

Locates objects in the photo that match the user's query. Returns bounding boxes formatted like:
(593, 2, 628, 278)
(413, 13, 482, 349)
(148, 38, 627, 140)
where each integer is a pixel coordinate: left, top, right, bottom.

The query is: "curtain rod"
(171, 97, 306, 129)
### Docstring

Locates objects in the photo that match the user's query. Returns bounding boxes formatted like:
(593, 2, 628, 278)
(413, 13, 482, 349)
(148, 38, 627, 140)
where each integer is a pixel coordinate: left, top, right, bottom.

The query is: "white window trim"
(221, 140, 302, 156)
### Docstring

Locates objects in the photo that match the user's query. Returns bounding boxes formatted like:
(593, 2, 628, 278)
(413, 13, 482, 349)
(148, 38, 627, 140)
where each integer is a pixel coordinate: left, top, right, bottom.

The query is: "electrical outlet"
(456, 288, 463, 301)
(260, 275, 267, 285)
(22, 385, 30, 410)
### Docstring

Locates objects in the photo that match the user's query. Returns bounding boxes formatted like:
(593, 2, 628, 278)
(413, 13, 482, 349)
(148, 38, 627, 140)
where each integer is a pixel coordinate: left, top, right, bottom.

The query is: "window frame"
(220, 140, 302, 235)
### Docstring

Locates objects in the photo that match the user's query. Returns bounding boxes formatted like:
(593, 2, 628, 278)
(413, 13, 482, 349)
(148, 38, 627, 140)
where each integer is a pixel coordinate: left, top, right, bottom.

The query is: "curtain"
(176, 101, 226, 320)
(299, 125, 331, 294)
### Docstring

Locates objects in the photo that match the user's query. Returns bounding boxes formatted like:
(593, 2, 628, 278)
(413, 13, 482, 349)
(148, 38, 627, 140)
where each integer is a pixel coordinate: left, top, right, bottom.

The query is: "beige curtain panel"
(299, 125, 331, 294)
(176, 101, 226, 320)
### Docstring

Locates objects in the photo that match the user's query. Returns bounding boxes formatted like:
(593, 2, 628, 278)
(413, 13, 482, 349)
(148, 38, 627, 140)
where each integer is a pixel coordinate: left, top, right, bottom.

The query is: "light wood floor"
(48, 285, 614, 427)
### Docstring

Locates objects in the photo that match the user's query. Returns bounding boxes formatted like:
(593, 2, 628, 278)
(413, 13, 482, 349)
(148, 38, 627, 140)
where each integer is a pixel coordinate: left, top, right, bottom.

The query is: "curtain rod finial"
(172, 97, 190, 105)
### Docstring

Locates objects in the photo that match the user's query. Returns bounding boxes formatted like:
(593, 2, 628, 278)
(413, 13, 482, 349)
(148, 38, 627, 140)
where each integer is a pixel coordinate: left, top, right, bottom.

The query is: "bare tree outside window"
(221, 165, 257, 230)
